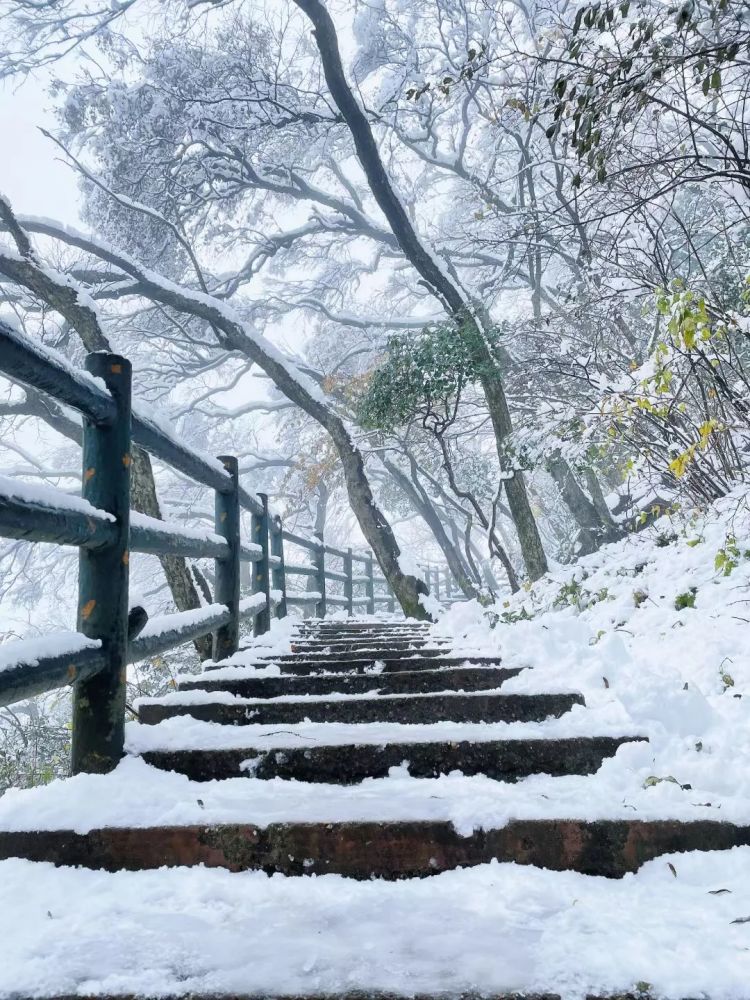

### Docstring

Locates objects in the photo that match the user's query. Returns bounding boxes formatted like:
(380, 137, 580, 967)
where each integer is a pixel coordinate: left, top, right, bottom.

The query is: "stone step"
(281, 636, 435, 649)
(138, 691, 584, 726)
(294, 626, 430, 634)
(272, 649, 494, 663)
(2, 817, 746, 878)
(179, 665, 523, 699)
(296, 621, 430, 629)
(290, 632, 431, 642)
(213, 656, 505, 675)
(142, 734, 643, 783)
(289, 639, 450, 653)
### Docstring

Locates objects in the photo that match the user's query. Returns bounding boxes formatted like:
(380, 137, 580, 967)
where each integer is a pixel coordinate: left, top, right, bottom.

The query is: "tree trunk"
(469, 538, 501, 593)
(547, 452, 622, 557)
(314, 481, 329, 537)
(584, 468, 623, 536)
(383, 458, 480, 600)
(327, 424, 429, 619)
(129, 448, 213, 659)
(445, 516, 482, 587)
(481, 375, 548, 580)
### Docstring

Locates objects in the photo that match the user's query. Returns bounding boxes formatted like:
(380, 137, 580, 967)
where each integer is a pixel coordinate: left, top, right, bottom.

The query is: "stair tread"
(0, 754, 724, 841)
(273, 649, 479, 661)
(216, 657, 505, 675)
(144, 686, 571, 706)
(137, 690, 583, 727)
(177, 666, 524, 698)
(142, 734, 645, 783)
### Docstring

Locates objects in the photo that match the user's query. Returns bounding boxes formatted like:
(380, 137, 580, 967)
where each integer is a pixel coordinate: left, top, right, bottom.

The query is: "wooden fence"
(0, 321, 457, 772)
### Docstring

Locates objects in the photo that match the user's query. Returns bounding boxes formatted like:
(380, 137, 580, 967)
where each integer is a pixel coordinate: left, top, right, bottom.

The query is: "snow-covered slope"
(432, 487, 750, 824)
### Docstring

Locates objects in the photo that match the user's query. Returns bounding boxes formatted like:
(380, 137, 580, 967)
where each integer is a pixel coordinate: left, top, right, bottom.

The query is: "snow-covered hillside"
(434, 487, 750, 828)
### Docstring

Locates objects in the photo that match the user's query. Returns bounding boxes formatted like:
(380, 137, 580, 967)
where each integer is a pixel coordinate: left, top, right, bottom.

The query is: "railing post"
(313, 530, 327, 619)
(365, 551, 375, 615)
(387, 582, 395, 614)
(445, 567, 453, 600)
(213, 455, 240, 660)
(435, 566, 441, 600)
(270, 514, 287, 619)
(343, 547, 354, 617)
(71, 353, 132, 775)
(253, 492, 272, 635)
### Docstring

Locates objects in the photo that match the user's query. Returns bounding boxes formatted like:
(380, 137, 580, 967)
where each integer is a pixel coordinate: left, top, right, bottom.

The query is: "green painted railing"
(0, 320, 428, 773)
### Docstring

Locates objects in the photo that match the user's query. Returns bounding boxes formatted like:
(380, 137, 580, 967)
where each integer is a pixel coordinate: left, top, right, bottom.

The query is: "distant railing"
(0, 321, 443, 774)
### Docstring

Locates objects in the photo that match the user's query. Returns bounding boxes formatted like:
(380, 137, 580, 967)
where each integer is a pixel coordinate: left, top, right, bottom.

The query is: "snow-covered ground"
(3, 850, 750, 997)
(2, 492, 750, 997)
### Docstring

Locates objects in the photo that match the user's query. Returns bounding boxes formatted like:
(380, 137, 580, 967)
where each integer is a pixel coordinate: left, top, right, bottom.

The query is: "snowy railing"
(0, 321, 398, 773)
(281, 530, 390, 616)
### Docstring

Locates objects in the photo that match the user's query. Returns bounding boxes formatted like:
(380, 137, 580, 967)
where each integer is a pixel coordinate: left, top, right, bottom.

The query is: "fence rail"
(0, 322, 462, 774)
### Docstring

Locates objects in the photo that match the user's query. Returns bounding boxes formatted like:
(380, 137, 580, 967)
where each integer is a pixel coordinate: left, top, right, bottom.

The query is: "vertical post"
(365, 551, 375, 615)
(270, 514, 287, 619)
(435, 566, 441, 601)
(313, 530, 327, 619)
(252, 492, 272, 636)
(344, 547, 354, 617)
(387, 582, 395, 614)
(71, 353, 132, 775)
(213, 455, 240, 660)
(446, 567, 453, 600)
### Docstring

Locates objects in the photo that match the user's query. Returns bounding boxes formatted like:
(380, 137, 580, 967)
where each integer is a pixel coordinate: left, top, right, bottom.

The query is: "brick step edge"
(1, 818, 747, 879)
(141, 735, 645, 783)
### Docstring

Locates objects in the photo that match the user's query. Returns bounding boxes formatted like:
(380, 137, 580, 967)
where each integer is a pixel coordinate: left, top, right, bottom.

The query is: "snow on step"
(140, 736, 643, 785)
(211, 655, 505, 676)
(5, 850, 750, 998)
(0, 748, 746, 834)
(124, 709, 641, 752)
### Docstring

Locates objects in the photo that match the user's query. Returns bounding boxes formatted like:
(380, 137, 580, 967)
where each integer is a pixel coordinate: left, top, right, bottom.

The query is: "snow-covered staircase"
(5, 618, 750, 994)
(4, 618, 750, 884)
